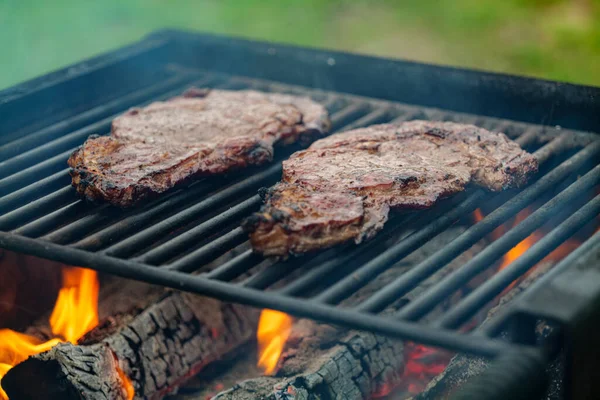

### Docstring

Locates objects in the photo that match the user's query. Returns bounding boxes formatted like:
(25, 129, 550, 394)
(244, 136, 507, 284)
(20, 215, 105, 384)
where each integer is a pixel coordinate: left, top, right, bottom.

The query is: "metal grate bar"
(436, 194, 600, 330)
(340, 108, 391, 132)
(14, 200, 91, 238)
(204, 250, 262, 280)
(241, 253, 324, 290)
(329, 103, 372, 131)
(0, 186, 76, 231)
(166, 227, 247, 272)
(71, 183, 216, 250)
(355, 141, 600, 313)
(395, 164, 600, 322)
(139, 195, 261, 265)
(0, 168, 70, 216)
(0, 149, 73, 196)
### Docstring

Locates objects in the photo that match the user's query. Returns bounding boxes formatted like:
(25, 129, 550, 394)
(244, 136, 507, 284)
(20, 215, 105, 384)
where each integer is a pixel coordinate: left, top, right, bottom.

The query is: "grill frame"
(1, 30, 599, 399)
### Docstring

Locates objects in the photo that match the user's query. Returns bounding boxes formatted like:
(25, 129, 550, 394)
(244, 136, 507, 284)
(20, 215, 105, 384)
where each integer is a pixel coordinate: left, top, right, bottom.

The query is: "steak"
(244, 121, 539, 256)
(68, 88, 330, 207)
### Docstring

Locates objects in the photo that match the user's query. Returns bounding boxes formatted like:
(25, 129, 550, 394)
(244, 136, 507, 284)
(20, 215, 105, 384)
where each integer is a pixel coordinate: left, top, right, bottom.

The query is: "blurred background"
(2, 0, 599, 90)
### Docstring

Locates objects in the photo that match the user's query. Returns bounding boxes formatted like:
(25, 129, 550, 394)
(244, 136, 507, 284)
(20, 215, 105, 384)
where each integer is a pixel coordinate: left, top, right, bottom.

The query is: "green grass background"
(2, 0, 599, 90)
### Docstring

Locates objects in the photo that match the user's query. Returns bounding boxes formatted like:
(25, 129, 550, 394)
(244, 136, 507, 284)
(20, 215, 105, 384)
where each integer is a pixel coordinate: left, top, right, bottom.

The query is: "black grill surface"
(1, 30, 599, 399)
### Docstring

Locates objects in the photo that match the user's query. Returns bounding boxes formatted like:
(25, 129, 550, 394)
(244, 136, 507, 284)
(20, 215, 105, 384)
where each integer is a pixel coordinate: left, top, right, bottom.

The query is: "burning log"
(2, 277, 259, 400)
(200, 226, 488, 400)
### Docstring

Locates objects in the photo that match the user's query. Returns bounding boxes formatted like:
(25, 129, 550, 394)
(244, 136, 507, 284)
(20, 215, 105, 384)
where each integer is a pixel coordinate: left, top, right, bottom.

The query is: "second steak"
(244, 121, 538, 256)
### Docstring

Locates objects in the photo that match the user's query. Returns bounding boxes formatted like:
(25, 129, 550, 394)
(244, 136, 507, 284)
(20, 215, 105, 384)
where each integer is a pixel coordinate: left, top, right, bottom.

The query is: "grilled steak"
(68, 88, 330, 207)
(244, 121, 538, 256)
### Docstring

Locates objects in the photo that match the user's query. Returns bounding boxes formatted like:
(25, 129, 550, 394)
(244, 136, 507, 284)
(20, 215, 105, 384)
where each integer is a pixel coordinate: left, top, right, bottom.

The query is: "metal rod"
(0, 231, 517, 358)
(355, 141, 600, 313)
(242, 253, 320, 290)
(396, 166, 600, 322)
(166, 227, 247, 272)
(340, 108, 391, 132)
(0, 148, 72, 196)
(391, 109, 426, 123)
(0, 186, 76, 231)
(14, 200, 90, 238)
(204, 249, 265, 281)
(329, 103, 371, 131)
(0, 168, 70, 216)
(136, 195, 261, 265)
(269, 213, 419, 296)
(40, 204, 114, 244)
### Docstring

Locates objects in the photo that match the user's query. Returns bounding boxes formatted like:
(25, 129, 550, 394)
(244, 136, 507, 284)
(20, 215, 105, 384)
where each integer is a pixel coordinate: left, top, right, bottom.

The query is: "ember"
(256, 309, 293, 375)
(0, 267, 134, 400)
(402, 343, 452, 395)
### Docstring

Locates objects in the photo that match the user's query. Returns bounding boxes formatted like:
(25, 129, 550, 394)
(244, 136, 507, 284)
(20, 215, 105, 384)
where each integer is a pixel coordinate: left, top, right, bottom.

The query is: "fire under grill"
(1, 30, 599, 399)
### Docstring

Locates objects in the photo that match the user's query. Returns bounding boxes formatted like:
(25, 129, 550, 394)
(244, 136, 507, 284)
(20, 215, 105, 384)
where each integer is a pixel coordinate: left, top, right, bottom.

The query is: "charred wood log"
(2, 285, 259, 400)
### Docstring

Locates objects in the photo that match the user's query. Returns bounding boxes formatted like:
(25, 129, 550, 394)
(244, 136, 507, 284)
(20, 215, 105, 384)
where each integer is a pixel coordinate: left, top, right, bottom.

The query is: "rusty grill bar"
(1, 31, 599, 399)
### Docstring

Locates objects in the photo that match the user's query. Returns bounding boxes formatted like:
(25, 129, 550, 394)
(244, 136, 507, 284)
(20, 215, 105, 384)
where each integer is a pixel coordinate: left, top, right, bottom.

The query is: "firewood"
(2, 282, 259, 400)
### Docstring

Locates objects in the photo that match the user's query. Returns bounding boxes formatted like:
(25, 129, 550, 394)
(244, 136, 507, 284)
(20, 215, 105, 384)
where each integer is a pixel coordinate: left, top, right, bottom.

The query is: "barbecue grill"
(1, 30, 599, 400)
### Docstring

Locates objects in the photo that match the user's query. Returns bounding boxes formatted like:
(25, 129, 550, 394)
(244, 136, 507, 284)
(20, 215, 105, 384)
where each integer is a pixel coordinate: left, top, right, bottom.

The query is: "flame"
(0, 331, 62, 399)
(50, 267, 99, 343)
(472, 207, 583, 292)
(115, 362, 135, 400)
(256, 309, 293, 375)
(0, 267, 132, 400)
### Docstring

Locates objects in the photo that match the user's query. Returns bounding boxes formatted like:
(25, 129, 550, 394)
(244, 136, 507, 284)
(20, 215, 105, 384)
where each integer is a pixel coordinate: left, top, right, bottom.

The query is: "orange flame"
(473, 208, 583, 289)
(0, 331, 62, 399)
(0, 267, 132, 400)
(256, 309, 293, 375)
(49, 267, 99, 343)
(115, 362, 135, 400)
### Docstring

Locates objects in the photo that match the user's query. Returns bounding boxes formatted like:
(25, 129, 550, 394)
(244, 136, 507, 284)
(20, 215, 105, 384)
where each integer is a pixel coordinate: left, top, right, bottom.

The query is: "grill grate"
(1, 45, 599, 372)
